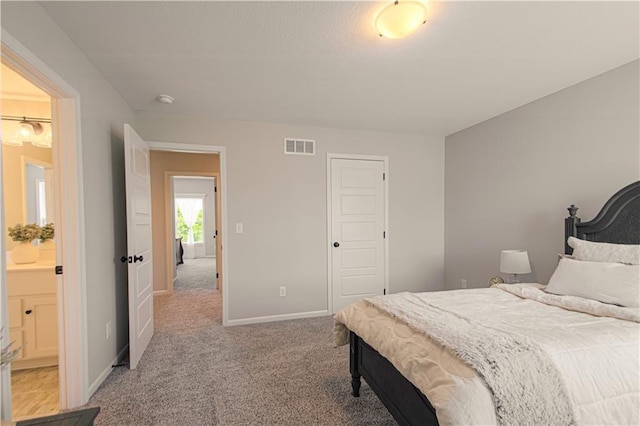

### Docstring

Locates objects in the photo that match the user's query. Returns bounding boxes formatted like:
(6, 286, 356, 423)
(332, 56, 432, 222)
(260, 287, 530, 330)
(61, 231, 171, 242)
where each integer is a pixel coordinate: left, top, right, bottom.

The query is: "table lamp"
(500, 250, 531, 283)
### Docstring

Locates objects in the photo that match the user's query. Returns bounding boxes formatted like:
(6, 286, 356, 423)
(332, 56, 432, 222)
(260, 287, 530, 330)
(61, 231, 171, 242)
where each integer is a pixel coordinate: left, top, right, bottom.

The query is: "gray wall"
(2, 2, 134, 390)
(136, 111, 445, 320)
(444, 60, 640, 289)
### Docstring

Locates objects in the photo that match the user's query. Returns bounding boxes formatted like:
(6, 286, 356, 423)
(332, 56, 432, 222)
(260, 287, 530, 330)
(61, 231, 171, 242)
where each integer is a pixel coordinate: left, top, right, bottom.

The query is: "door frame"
(326, 153, 389, 314)
(164, 172, 219, 294)
(1, 29, 88, 416)
(147, 142, 229, 325)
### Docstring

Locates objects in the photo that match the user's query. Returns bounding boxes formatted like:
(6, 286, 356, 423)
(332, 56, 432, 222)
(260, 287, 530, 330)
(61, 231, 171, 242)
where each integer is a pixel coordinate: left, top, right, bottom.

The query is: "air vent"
(284, 138, 315, 156)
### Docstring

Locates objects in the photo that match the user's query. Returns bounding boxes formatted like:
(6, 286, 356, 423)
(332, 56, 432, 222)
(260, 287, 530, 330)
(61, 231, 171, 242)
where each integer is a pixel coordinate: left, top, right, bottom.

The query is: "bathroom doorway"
(1, 63, 60, 421)
(2, 31, 88, 419)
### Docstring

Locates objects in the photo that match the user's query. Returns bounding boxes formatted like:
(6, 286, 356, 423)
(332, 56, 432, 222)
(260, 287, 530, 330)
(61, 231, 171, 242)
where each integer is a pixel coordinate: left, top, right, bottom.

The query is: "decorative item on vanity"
(500, 250, 531, 283)
(8, 224, 41, 264)
(38, 223, 55, 262)
(38, 222, 55, 246)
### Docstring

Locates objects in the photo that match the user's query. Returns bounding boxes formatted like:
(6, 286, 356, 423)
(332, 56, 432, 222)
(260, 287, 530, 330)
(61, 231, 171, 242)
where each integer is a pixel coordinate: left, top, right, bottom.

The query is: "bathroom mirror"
(22, 157, 54, 226)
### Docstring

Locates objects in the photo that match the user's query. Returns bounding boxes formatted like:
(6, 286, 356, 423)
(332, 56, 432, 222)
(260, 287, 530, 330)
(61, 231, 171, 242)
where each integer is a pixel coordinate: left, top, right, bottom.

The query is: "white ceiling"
(40, 1, 639, 137)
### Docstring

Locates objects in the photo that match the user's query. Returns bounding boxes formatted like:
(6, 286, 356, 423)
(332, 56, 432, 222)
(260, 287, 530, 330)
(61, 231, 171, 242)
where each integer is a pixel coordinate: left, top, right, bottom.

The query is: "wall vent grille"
(284, 138, 315, 156)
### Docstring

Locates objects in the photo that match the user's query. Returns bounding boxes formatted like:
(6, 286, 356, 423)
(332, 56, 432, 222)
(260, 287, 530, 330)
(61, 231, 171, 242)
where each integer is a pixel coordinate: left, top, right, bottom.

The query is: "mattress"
(334, 284, 640, 425)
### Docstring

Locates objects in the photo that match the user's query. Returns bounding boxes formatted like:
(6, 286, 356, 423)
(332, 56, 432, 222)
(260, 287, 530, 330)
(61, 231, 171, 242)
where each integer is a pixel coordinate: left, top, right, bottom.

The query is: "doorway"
(167, 174, 221, 294)
(147, 141, 229, 325)
(1, 61, 59, 422)
(121, 128, 228, 369)
(327, 154, 389, 313)
(171, 176, 219, 292)
(1, 34, 86, 419)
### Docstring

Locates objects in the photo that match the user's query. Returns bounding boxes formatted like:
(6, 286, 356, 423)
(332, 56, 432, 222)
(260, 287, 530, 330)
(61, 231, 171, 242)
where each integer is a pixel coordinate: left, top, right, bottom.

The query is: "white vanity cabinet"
(7, 263, 58, 370)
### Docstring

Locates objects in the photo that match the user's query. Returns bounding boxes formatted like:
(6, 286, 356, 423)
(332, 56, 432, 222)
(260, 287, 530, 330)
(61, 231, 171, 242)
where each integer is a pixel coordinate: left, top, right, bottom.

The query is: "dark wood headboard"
(565, 180, 640, 254)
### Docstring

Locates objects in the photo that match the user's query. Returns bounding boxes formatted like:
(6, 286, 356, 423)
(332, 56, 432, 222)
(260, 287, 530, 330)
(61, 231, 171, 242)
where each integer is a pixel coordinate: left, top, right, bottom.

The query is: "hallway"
(175, 257, 217, 291)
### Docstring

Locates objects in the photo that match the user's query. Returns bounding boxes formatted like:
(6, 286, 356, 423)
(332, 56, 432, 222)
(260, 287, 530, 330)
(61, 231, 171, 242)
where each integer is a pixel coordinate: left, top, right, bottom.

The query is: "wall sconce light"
(1, 116, 52, 148)
(375, 1, 428, 39)
(20, 120, 44, 137)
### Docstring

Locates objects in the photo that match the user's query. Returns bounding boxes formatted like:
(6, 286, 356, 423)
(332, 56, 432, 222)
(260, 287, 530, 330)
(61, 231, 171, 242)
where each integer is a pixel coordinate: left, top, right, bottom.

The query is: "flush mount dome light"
(157, 94, 174, 104)
(375, 1, 428, 39)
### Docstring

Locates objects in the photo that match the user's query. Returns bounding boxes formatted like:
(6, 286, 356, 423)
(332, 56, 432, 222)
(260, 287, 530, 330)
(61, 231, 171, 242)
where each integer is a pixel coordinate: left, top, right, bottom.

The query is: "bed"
(334, 180, 640, 425)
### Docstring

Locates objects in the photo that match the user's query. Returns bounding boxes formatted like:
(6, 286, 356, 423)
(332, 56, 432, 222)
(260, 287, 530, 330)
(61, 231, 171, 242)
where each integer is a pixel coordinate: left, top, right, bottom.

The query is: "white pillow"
(546, 258, 640, 308)
(567, 236, 640, 265)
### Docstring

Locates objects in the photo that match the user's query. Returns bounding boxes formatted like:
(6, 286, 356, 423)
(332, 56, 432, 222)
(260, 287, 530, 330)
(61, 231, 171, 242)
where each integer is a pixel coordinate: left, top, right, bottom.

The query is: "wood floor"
(12, 366, 59, 421)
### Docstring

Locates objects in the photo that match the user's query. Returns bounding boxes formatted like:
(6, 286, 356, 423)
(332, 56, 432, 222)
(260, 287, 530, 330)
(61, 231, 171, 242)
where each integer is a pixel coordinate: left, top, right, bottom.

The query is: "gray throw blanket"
(366, 293, 576, 426)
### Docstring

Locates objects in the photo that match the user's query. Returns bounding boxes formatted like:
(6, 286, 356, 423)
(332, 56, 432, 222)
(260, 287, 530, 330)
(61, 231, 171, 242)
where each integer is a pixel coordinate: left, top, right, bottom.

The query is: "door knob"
(333, 242, 340, 248)
(134, 255, 144, 263)
(121, 256, 133, 263)
(25, 310, 32, 315)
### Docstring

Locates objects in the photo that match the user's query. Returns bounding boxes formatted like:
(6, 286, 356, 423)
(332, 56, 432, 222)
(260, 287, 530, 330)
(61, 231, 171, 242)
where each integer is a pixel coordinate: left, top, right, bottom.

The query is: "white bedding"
(334, 284, 640, 425)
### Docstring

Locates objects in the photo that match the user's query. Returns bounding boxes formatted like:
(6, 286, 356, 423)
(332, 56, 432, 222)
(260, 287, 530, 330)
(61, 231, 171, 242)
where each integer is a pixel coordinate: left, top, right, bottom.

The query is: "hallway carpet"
(84, 284, 395, 425)
(175, 257, 217, 290)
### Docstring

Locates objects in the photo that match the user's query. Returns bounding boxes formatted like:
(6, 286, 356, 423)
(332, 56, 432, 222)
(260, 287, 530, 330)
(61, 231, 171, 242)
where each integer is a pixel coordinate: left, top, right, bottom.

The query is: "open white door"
(124, 124, 154, 369)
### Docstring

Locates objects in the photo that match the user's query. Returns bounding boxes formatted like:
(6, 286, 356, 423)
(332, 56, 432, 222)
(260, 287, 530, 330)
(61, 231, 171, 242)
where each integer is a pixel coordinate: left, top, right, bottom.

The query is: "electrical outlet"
(235, 223, 244, 234)
(461, 279, 467, 289)
(279, 286, 286, 297)
(106, 322, 112, 339)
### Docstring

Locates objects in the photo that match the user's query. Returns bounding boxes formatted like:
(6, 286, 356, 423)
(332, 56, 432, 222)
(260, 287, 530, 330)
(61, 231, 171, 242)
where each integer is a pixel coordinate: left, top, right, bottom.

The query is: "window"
(36, 179, 47, 226)
(175, 197, 204, 243)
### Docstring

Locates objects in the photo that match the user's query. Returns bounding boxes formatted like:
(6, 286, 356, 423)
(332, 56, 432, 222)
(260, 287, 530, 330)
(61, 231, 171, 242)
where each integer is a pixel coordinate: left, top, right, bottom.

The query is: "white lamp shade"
(500, 250, 532, 274)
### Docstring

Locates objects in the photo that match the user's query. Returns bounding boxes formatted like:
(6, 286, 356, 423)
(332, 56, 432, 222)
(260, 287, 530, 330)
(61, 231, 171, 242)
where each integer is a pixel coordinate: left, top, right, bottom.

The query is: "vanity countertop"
(6, 261, 56, 272)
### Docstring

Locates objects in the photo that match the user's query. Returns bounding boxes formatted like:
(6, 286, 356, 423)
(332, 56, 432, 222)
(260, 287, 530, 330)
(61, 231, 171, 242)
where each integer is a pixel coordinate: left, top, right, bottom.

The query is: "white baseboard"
(88, 344, 129, 397)
(226, 310, 329, 326)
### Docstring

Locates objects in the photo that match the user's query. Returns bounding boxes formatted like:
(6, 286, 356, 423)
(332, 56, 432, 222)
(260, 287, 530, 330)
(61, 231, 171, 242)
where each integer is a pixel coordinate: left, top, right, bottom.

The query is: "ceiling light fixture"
(375, 1, 428, 39)
(157, 94, 174, 104)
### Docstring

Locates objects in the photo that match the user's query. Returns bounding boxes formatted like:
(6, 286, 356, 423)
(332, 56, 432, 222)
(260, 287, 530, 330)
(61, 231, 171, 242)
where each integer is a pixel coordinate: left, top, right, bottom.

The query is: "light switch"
(235, 223, 244, 234)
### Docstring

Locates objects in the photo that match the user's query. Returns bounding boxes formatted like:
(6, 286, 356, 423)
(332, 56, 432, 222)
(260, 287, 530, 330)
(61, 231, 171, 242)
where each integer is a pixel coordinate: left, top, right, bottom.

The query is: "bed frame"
(349, 180, 640, 426)
(565, 180, 640, 251)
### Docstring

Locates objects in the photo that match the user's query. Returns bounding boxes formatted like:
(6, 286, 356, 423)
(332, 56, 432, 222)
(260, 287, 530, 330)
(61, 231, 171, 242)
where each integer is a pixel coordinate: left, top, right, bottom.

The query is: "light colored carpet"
(85, 285, 396, 425)
(175, 257, 217, 290)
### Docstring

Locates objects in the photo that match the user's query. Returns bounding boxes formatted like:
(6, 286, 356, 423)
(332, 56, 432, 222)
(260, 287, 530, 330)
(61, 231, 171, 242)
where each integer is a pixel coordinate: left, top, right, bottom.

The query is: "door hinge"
(383, 231, 386, 238)
(216, 273, 219, 279)
(383, 289, 386, 295)
(383, 173, 386, 181)
(55, 265, 63, 275)
(215, 230, 218, 236)
(214, 186, 217, 193)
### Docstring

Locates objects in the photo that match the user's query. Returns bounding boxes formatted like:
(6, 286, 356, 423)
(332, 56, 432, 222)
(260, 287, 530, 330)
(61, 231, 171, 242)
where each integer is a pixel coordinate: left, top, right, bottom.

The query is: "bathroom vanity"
(7, 262, 58, 370)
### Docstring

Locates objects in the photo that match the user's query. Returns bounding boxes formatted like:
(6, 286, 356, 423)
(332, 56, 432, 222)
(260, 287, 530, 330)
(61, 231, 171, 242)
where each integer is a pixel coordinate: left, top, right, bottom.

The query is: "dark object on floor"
(175, 237, 184, 265)
(17, 407, 100, 426)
